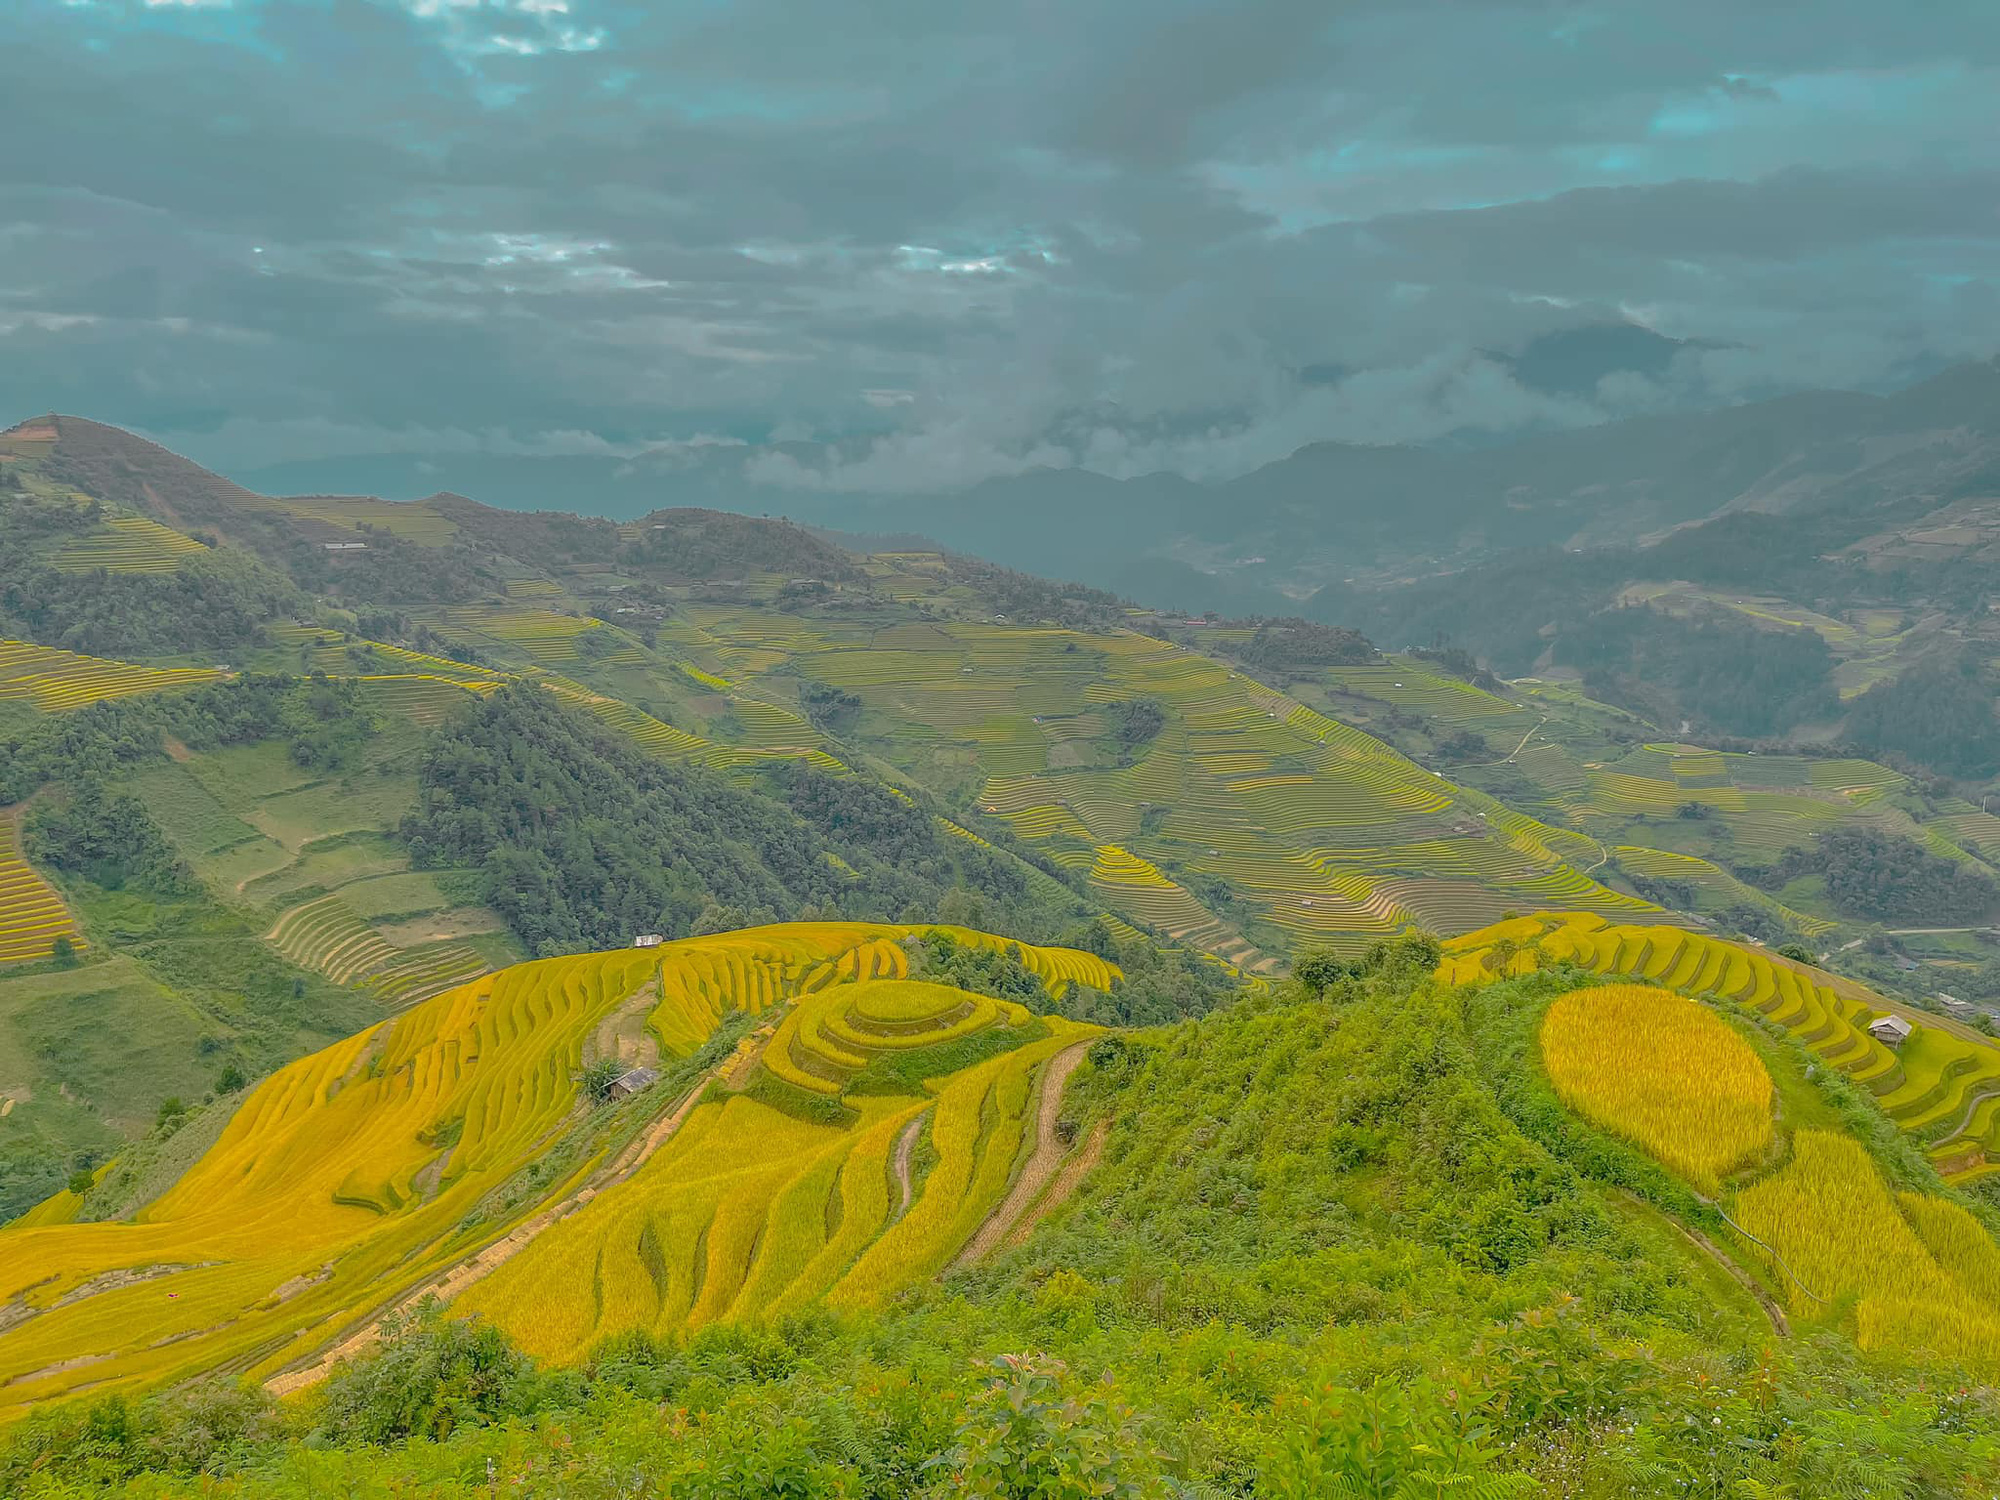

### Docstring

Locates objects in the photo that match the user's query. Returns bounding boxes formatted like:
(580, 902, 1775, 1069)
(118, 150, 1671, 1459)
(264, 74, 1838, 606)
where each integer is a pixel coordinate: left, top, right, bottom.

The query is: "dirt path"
(1000, 1119, 1108, 1254)
(265, 1030, 767, 1397)
(890, 1116, 924, 1220)
(952, 1041, 1094, 1268)
(1619, 1190, 1789, 1337)
(1673, 1216, 1790, 1337)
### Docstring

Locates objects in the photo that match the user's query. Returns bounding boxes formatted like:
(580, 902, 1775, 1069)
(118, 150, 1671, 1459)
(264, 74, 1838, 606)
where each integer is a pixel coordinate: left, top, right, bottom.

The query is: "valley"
(4, 411, 2000, 1493)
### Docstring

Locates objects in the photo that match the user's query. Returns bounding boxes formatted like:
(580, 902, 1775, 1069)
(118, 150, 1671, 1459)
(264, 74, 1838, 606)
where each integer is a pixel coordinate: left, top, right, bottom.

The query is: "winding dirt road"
(952, 1040, 1096, 1267)
(265, 1031, 764, 1396)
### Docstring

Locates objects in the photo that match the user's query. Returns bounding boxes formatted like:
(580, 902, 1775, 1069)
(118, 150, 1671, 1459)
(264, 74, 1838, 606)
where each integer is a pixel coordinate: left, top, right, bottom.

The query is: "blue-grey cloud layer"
(5, 0, 1997, 490)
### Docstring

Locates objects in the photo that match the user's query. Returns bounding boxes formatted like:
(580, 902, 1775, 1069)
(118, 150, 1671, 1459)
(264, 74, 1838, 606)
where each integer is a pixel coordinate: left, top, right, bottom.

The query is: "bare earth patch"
(890, 1115, 925, 1221)
(375, 907, 510, 947)
(952, 1040, 1095, 1268)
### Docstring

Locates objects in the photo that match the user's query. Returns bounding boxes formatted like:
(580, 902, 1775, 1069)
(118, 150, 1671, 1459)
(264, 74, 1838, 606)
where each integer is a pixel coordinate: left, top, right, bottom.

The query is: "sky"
(5, 0, 1998, 495)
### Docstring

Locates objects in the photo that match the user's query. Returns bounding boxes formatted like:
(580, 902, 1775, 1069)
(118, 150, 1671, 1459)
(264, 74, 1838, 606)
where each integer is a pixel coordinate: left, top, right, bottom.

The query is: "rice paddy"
(1732, 1131, 2000, 1368)
(0, 639, 223, 713)
(280, 496, 457, 545)
(0, 922, 1106, 1412)
(1542, 984, 1774, 1190)
(1518, 940, 2000, 1370)
(0, 809, 84, 965)
(636, 610, 1662, 967)
(429, 606, 623, 665)
(265, 893, 492, 1005)
(51, 516, 208, 573)
(460, 987, 1093, 1358)
(1444, 912, 2000, 1183)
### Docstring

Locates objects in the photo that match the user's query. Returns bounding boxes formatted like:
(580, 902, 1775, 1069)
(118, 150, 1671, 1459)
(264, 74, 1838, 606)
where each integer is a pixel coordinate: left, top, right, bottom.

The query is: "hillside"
(7, 414, 2000, 1489)
(0, 924, 1108, 1416)
(0, 411, 1665, 981)
(8, 927, 2000, 1492)
(6, 412, 1999, 1211)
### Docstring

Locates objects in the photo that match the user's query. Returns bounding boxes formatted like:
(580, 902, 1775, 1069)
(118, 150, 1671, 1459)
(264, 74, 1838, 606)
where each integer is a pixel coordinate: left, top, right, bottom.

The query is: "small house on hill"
(1868, 1013, 1914, 1047)
(608, 1066, 658, 1100)
(632, 933, 664, 949)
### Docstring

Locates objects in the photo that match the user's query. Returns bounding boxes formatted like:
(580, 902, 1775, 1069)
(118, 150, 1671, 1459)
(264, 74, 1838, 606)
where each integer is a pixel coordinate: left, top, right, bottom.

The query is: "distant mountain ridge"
(188, 356, 2000, 614)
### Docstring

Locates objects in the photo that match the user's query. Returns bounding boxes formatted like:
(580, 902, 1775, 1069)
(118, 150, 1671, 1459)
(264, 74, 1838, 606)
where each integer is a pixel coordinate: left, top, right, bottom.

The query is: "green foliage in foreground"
(8, 969, 2000, 1496)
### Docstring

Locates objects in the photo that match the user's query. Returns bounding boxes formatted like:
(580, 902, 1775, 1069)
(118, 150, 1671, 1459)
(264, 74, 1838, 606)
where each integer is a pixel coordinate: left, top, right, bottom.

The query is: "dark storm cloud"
(4, 0, 1997, 491)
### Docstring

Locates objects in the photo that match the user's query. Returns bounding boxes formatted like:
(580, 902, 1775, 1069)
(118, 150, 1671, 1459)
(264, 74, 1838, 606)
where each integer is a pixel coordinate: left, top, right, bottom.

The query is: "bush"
(932, 1355, 1166, 1499)
(312, 1302, 538, 1445)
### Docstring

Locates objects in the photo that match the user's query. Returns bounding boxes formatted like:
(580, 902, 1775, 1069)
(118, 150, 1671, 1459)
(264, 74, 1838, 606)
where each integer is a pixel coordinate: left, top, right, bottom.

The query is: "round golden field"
(1541, 982, 1774, 1191)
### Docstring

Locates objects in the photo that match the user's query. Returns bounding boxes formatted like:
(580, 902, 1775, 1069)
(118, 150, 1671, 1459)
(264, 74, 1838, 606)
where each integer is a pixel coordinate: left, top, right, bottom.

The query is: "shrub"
(931, 1355, 1166, 1499)
(312, 1302, 537, 1445)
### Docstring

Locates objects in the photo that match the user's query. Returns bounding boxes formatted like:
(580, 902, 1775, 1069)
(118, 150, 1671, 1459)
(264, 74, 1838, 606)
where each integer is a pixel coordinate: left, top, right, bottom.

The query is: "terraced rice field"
(51, 516, 208, 573)
(676, 616, 1656, 963)
(0, 809, 84, 964)
(1323, 659, 1532, 725)
(1542, 983, 1773, 1191)
(1443, 912, 2000, 1182)
(0, 640, 222, 713)
(1732, 1130, 2000, 1367)
(431, 606, 613, 664)
(266, 893, 491, 1005)
(351, 674, 493, 727)
(280, 496, 457, 544)
(1571, 743, 1925, 861)
(459, 964, 1100, 1358)
(0, 923, 1106, 1413)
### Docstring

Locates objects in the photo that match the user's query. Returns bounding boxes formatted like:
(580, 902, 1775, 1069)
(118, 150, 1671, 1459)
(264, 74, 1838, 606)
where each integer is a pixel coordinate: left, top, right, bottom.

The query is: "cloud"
(3, 0, 1996, 493)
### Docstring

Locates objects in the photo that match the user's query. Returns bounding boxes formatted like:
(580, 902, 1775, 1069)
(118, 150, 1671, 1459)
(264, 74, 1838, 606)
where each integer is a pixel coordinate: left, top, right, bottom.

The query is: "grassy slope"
(11, 963, 2000, 1494)
(0, 926, 1106, 1417)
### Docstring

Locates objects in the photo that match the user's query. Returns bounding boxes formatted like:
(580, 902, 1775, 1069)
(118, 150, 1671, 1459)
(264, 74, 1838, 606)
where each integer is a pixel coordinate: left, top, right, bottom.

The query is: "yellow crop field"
(1444, 913, 2000, 1181)
(1541, 984, 1772, 1190)
(1440, 913, 1930, 1120)
(1900, 1192, 2000, 1308)
(0, 810, 84, 964)
(0, 921, 1106, 1413)
(52, 515, 208, 573)
(765, 975, 1031, 1095)
(0, 639, 222, 713)
(458, 1016, 1092, 1359)
(1732, 1131, 2000, 1368)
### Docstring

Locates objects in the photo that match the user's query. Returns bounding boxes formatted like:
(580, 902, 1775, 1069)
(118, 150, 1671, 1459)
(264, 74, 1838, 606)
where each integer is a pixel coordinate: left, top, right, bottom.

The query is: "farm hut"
(1867, 1013, 1914, 1047)
(632, 933, 665, 949)
(608, 1067, 658, 1100)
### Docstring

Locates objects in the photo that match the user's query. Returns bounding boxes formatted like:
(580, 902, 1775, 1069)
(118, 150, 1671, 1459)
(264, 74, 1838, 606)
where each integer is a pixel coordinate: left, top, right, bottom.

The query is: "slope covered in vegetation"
(8, 940, 2000, 1495)
(0, 924, 1110, 1420)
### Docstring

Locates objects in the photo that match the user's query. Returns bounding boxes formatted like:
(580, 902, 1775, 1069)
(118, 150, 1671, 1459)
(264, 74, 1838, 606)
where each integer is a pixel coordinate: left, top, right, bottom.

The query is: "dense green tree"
(1751, 826, 1998, 924)
(0, 547, 303, 659)
(29, 780, 192, 896)
(1845, 653, 2000, 779)
(400, 686, 1083, 955)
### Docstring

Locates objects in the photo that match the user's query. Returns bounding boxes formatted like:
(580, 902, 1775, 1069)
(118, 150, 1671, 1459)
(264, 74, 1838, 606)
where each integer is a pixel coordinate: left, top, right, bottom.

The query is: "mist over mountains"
(206, 353, 2000, 617)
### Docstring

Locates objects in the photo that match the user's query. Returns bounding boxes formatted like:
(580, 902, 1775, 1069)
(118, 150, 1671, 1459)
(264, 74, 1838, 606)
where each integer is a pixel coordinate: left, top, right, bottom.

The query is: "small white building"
(1868, 1013, 1914, 1047)
(321, 540, 369, 551)
(632, 933, 665, 949)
